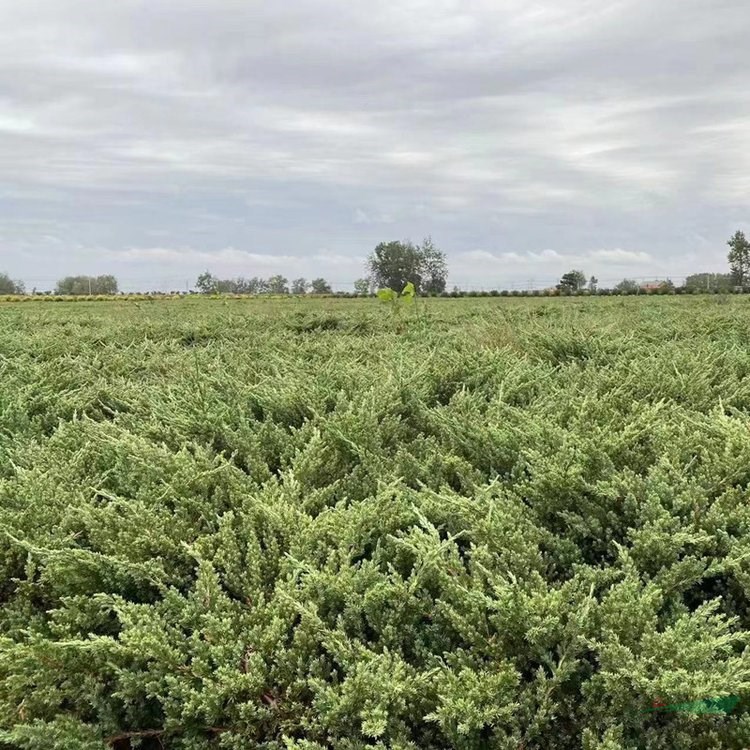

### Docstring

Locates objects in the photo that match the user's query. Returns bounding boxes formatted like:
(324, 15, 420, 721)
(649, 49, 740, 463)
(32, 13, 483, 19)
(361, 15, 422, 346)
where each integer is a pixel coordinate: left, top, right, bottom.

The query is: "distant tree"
(310, 278, 332, 294)
(237, 277, 263, 294)
(419, 236, 448, 293)
(557, 269, 587, 294)
(230, 277, 255, 294)
(196, 273, 270, 294)
(291, 278, 309, 295)
(56, 278, 74, 294)
(727, 230, 750, 286)
(368, 240, 423, 292)
(658, 278, 676, 293)
(195, 272, 209, 292)
(0, 272, 24, 295)
(56, 275, 118, 295)
(96, 275, 118, 294)
(267, 275, 289, 294)
(58, 277, 76, 295)
(588, 275, 598, 292)
(196, 271, 218, 294)
(685, 272, 733, 292)
(354, 278, 371, 295)
(367, 237, 448, 294)
(615, 278, 639, 293)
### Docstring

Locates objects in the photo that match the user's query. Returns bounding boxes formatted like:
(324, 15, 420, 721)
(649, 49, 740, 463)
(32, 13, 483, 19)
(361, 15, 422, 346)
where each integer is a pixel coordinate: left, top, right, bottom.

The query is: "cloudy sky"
(1, 1, 748, 291)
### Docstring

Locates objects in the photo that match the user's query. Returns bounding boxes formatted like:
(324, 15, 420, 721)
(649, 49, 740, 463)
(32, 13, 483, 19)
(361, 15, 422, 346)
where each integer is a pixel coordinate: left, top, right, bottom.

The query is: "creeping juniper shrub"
(1, 295, 750, 749)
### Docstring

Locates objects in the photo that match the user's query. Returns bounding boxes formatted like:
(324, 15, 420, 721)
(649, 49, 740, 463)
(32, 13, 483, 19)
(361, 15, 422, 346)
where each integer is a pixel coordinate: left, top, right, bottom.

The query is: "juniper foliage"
(1, 296, 750, 749)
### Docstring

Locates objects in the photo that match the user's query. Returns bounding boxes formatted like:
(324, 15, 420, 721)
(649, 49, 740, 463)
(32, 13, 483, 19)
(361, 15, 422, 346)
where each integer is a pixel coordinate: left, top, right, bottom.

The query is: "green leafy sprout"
(376, 281, 416, 314)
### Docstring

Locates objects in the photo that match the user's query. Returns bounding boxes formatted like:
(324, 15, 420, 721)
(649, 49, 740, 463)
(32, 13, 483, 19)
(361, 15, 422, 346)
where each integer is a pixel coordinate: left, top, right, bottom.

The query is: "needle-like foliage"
(1, 296, 750, 749)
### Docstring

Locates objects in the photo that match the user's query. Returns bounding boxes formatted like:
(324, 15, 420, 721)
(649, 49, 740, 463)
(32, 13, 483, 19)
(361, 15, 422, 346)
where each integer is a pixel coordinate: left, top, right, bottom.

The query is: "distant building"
(640, 281, 664, 291)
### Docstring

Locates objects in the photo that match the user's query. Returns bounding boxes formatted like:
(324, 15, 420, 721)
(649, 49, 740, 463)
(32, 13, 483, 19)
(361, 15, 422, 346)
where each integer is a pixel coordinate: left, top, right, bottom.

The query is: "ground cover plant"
(2, 295, 750, 749)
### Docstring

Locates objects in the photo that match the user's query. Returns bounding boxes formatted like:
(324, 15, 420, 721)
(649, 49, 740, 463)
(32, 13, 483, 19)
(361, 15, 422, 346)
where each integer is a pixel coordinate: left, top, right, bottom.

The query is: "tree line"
(555, 273, 728, 295)
(193, 236, 448, 296)
(0, 274, 119, 296)
(195, 273, 333, 295)
(1, 230, 748, 296)
(554, 231, 750, 295)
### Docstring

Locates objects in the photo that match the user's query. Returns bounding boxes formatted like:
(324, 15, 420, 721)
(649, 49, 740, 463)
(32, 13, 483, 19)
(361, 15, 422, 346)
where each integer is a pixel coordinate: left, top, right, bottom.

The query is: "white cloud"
(452, 247, 658, 287)
(113, 247, 298, 266)
(459, 250, 499, 262)
(590, 249, 652, 263)
(0, 0, 748, 284)
(353, 208, 395, 225)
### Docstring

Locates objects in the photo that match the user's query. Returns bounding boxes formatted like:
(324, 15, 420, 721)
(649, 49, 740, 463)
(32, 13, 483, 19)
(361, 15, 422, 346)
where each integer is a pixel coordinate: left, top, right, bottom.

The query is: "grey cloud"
(0, 0, 748, 290)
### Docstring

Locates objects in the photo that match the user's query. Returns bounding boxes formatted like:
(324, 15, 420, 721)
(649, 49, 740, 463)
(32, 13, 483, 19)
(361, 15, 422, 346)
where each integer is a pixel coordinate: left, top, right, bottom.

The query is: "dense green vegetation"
(2, 296, 750, 749)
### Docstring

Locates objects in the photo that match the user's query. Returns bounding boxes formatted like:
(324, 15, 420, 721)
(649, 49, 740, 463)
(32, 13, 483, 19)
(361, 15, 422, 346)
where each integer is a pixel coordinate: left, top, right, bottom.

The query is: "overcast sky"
(1, 1, 748, 291)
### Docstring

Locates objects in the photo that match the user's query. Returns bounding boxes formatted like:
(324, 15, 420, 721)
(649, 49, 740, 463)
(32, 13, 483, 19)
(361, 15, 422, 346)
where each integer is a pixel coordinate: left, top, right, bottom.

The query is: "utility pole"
(88, 277, 92, 295)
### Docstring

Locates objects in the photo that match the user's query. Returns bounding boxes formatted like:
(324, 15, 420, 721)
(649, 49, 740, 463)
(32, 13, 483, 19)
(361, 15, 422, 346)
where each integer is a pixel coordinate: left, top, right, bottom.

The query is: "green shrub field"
(3, 296, 750, 749)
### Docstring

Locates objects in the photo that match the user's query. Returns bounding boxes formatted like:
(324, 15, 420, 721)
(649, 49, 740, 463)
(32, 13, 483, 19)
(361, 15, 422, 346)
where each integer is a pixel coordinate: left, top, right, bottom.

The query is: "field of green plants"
(2, 296, 750, 749)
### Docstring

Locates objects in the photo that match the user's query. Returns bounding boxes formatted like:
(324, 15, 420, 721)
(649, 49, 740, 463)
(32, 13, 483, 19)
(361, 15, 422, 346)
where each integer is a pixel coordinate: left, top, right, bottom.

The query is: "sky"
(1, 0, 749, 291)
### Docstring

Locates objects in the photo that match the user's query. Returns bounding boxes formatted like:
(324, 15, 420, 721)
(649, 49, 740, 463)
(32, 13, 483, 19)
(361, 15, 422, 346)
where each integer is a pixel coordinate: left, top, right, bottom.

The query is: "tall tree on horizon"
(367, 237, 448, 293)
(353, 278, 371, 295)
(727, 230, 750, 287)
(557, 269, 587, 294)
(56, 275, 118, 295)
(419, 236, 448, 293)
(267, 275, 289, 294)
(291, 278, 309, 294)
(310, 278, 332, 294)
(0, 272, 25, 295)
